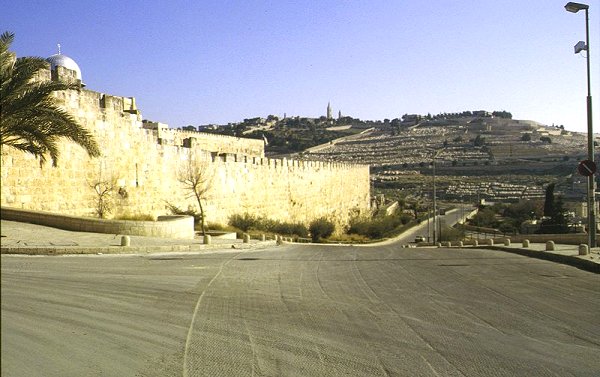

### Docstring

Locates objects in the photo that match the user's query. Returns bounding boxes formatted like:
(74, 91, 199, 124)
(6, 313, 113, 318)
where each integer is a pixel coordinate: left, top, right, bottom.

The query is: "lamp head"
(565, 2, 589, 13)
(574, 41, 588, 54)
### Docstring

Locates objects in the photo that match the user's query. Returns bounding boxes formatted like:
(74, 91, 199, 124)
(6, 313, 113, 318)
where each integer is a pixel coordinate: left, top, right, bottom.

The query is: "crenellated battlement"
(207, 152, 366, 171)
(151, 125, 265, 157)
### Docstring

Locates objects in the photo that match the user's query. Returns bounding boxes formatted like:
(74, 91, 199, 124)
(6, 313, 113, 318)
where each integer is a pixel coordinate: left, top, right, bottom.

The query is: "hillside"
(197, 115, 370, 155)
(193, 112, 595, 204)
(294, 116, 594, 204)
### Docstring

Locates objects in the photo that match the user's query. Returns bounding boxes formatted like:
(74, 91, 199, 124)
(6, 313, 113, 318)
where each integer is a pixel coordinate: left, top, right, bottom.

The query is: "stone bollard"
(487, 239, 494, 246)
(120, 235, 130, 247)
(472, 240, 478, 247)
(445, 241, 452, 247)
(504, 238, 511, 246)
(260, 234, 266, 242)
(522, 239, 530, 248)
(243, 233, 250, 243)
(457, 241, 464, 247)
(276, 235, 283, 245)
(203, 235, 212, 245)
(436, 242, 442, 247)
(579, 244, 589, 255)
(546, 241, 555, 251)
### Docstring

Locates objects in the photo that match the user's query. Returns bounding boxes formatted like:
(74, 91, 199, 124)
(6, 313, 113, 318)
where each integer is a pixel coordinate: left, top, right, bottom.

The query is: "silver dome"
(46, 54, 82, 80)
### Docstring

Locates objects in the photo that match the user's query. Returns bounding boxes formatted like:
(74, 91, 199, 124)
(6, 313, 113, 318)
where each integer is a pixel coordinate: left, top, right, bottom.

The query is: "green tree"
(473, 134, 486, 146)
(543, 183, 556, 217)
(472, 207, 498, 228)
(539, 183, 569, 233)
(503, 200, 542, 224)
(0, 32, 100, 166)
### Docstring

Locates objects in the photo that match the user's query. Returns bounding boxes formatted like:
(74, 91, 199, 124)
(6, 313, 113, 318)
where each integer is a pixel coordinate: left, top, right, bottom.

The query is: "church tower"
(327, 102, 332, 120)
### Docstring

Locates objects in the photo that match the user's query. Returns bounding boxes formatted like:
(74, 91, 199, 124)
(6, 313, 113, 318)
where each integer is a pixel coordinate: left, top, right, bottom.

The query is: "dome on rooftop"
(46, 53, 82, 81)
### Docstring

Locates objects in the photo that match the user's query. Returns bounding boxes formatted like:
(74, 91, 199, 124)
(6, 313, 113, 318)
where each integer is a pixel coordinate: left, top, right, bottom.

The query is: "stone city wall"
(1, 74, 370, 229)
(154, 126, 265, 157)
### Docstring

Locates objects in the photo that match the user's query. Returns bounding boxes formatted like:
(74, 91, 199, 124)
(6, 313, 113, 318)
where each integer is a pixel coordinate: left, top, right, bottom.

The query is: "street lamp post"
(430, 149, 444, 244)
(565, 2, 596, 248)
(433, 154, 437, 244)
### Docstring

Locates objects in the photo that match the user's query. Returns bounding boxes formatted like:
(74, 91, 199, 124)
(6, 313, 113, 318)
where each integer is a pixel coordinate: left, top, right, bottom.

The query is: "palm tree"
(0, 31, 100, 166)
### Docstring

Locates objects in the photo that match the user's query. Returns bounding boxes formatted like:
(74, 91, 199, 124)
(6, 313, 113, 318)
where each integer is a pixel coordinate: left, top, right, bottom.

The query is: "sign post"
(577, 159, 597, 248)
(578, 159, 596, 176)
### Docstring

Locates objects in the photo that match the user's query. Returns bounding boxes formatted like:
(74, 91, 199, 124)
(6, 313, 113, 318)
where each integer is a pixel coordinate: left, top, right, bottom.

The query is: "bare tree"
(177, 154, 214, 235)
(89, 178, 116, 218)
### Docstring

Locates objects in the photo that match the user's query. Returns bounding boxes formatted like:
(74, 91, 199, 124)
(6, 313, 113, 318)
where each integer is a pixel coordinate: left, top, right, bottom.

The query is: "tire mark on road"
(352, 253, 467, 376)
(182, 251, 243, 377)
(445, 262, 600, 347)
(350, 258, 407, 376)
(315, 251, 330, 299)
(243, 319, 258, 377)
(351, 250, 382, 306)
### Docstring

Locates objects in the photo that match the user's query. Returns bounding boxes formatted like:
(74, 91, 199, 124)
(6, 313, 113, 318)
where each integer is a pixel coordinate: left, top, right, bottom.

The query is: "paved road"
(385, 205, 474, 244)
(2, 244, 599, 376)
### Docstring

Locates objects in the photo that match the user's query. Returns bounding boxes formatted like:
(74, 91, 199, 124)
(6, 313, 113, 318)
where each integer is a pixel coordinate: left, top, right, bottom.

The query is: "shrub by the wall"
(229, 213, 308, 236)
(229, 213, 261, 232)
(309, 217, 335, 242)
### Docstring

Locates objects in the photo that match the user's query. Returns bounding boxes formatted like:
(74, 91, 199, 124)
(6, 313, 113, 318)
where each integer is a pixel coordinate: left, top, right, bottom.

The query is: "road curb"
(0, 241, 277, 256)
(475, 245, 599, 273)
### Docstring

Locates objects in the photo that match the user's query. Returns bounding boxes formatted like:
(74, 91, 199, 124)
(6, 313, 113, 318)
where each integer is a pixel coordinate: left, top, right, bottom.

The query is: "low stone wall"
(0, 207, 194, 239)
(504, 233, 588, 245)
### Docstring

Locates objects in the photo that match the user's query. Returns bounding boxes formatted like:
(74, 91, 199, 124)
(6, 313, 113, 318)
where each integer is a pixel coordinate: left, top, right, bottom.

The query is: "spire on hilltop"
(327, 102, 332, 120)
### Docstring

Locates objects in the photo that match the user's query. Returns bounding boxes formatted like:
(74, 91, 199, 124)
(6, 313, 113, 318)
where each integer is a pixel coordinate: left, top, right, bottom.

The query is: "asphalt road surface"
(2, 244, 599, 376)
(388, 206, 474, 245)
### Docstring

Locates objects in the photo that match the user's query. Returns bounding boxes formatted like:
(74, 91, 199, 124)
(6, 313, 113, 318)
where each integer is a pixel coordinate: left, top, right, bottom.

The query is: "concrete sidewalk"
(473, 241, 600, 273)
(0, 220, 275, 255)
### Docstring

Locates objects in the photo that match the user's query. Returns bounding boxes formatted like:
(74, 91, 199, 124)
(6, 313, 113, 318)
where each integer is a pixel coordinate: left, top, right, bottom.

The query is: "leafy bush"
(206, 222, 234, 231)
(328, 233, 370, 243)
(228, 213, 308, 236)
(270, 222, 308, 237)
(498, 221, 517, 234)
(229, 213, 260, 232)
(114, 213, 155, 221)
(165, 202, 203, 224)
(438, 225, 465, 242)
(470, 207, 498, 228)
(309, 217, 335, 242)
(348, 213, 412, 239)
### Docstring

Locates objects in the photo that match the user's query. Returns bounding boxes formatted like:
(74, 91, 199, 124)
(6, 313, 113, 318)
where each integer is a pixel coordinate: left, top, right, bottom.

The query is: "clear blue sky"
(3, 0, 599, 132)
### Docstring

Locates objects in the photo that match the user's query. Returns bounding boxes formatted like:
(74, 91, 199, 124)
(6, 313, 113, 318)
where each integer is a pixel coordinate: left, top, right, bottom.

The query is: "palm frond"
(0, 31, 100, 165)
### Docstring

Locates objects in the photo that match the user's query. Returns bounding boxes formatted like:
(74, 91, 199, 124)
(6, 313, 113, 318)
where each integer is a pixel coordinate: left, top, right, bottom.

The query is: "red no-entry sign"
(578, 160, 597, 176)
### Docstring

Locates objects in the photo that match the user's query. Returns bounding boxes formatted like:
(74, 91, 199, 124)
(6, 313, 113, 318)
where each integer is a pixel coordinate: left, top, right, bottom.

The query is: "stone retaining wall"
(0, 207, 194, 239)
(504, 233, 588, 245)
